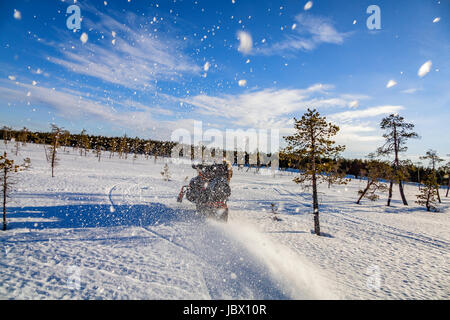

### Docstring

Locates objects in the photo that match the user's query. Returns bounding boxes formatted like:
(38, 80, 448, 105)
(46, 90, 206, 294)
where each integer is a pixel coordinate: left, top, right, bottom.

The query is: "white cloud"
(401, 88, 421, 94)
(46, 8, 200, 90)
(330, 105, 404, 122)
(258, 13, 348, 55)
(0, 80, 183, 140)
(418, 60, 432, 77)
(386, 80, 397, 88)
(182, 84, 368, 129)
(237, 31, 253, 54)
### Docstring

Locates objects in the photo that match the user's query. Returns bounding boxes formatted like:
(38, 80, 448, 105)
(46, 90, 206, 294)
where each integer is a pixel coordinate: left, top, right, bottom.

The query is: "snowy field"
(1, 143, 449, 300)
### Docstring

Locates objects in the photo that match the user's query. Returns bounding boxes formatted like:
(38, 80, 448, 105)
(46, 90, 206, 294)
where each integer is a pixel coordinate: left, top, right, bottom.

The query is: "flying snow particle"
(245, 59, 250, 64)
(104, 1, 108, 6)
(112, 31, 116, 37)
(80, 33, 88, 44)
(353, 20, 357, 25)
(13, 9, 21, 20)
(238, 79, 247, 87)
(203, 61, 211, 72)
(8, 75, 16, 81)
(27, 91, 31, 97)
(304, 1, 313, 11)
(432, 17, 441, 23)
(32, 81, 37, 86)
(230, 273, 237, 280)
(418, 60, 432, 77)
(110, 206, 115, 213)
(261, 38, 266, 43)
(237, 31, 252, 54)
(386, 80, 397, 88)
(112, 39, 116, 45)
(291, 23, 297, 30)
(348, 100, 359, 108)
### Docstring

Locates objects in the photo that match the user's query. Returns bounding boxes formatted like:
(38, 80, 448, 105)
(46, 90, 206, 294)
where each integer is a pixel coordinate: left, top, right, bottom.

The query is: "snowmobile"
(177, 163, 231, 222)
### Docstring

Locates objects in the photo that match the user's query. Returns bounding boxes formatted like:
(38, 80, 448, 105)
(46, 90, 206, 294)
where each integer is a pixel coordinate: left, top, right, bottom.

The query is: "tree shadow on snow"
(5, 203, 198, 230)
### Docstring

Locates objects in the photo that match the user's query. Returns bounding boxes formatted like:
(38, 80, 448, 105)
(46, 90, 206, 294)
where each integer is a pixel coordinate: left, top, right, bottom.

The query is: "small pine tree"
(161, 164, 170, 181)
(416, 173, 439, 212)
(2, 126, 11, 145)
(49, 125, 62, 177)
(420, 150, 444, 203)
(356, 156, 391, 204)
(1, 152, 29, 230)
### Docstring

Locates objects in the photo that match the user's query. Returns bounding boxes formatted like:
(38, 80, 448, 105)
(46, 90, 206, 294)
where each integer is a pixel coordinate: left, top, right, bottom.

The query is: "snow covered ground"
(1, 143, 449, 299)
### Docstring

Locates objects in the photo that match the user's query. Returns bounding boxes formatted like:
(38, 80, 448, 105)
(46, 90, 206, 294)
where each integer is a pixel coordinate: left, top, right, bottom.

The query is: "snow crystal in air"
(348, 100, 359, 108)
(418, 60, 432, 77)
(112, 39, 116, 45)
(353, 20, 357, 25)
(32, 81, 37, 86)
(386, 80, 397, 88)
(112, 31, 116, 37)
(238, 79, 247, 87)
(80, 32, 88, 44)
(432, 17, 441, 23)
(8, 75, 16, 81)
(291, 23, 297, 30)
(13, 9, 21, 20)
(203, 61, 210, 72)
(237, 31, 253, 54)
(304, 1, 313, 11)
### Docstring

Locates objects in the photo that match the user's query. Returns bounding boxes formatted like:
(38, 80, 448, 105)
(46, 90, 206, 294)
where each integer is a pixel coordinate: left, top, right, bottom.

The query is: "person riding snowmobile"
(177, 160, 232, 221)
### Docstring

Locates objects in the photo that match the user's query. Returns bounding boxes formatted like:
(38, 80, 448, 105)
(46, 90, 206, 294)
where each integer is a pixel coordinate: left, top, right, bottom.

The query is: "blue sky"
(0, 0, 449, 160)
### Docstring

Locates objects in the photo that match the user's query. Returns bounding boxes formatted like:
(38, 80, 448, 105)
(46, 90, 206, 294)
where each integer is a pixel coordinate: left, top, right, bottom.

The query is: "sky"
(0, 0, 449, 161)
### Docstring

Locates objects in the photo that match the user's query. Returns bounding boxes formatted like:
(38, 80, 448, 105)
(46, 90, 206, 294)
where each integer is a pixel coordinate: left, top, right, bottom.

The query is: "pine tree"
(323, 157, 349, 189)
(1, 152, 29, 230)
(420, 150, 444, 203)
(356, 155, 391, 204)
(161, 163, 170, 181)
(110, 138, 118, 158)
(49, 125, 62, 177)
(283, 109, 345, 236)
(377, 114, 419, 206)
(2, 126, 11, 145)
(416, 173, 439, 212)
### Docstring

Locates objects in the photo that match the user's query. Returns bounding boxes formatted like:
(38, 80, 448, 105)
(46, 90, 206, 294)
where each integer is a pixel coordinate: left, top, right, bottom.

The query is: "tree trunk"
(426, 190, 431, 212)
(312, 170, 320, 236)
(387, 180, 393, 206)
(3, 167, 7, 231)
(357, 181, 371, 204)
(436, 187, 441, 203)
(446, 183, 449, 197)
(399, 181, 408, 205)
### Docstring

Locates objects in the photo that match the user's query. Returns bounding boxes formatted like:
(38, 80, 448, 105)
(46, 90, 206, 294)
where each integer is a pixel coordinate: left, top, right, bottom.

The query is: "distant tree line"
(1, 126, 176, 158)
(1, 125, 448, 186)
